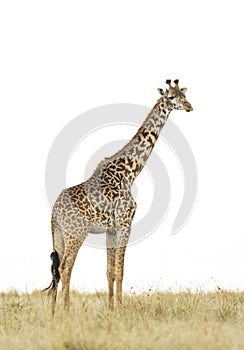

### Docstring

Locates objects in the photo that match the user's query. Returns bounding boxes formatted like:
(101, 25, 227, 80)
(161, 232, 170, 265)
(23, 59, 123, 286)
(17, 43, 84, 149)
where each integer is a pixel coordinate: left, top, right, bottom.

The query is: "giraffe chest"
(89, 200, 116, 232)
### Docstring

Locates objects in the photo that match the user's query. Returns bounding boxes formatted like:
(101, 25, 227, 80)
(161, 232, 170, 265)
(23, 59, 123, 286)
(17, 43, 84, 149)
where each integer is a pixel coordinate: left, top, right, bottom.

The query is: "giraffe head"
(158, 79, 193, 112)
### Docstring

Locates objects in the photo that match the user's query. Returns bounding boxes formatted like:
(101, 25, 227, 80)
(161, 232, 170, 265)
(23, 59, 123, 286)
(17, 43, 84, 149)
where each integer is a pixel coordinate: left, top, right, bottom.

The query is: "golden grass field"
(0, 289, 244, 350)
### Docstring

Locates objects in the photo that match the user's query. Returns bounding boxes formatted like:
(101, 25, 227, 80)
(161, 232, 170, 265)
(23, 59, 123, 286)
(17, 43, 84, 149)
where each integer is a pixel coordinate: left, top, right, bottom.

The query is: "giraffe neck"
(109, 98, 173, 183)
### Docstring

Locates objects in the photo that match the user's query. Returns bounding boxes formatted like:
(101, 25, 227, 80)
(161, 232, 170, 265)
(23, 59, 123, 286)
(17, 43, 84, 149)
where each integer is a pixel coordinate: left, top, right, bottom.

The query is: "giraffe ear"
(158, 88, 165, 96)
(181, 87, 187, 94)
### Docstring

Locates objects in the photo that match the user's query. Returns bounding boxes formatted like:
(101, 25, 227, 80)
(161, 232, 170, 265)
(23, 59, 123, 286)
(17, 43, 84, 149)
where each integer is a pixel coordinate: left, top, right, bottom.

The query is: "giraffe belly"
(89, 223, 107, 234)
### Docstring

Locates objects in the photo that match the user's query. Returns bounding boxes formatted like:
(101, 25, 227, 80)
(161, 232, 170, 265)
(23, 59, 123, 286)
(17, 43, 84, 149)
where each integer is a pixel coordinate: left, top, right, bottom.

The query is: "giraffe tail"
(43, 251, 60, 295)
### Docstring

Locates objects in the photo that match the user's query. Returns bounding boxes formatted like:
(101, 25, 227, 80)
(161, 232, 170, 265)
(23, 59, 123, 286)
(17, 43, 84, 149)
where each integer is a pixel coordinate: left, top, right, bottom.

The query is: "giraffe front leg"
(106, 229, 117, 309)
(107, 250, 115, 309)
(114, 227, 131, 309)
(115, 246, 127, 308)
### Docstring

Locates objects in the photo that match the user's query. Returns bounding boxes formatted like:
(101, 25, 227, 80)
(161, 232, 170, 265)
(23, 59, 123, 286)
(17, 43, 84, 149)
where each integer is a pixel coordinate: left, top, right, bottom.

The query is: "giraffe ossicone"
(44, 80, 193, 315)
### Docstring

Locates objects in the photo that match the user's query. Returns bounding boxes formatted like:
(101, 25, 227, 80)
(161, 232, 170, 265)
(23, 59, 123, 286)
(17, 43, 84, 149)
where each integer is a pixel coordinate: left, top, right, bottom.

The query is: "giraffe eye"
(168, 96, 174, 100)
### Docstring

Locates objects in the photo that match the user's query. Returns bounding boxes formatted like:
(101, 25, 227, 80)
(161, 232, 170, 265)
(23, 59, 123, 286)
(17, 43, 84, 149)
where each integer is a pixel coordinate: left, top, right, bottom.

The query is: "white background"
(0, 0, 244, 293)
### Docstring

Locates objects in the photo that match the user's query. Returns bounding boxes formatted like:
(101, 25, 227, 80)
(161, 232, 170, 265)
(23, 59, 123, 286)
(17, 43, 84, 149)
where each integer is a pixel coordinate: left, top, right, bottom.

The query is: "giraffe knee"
(107, 267, 115, 281)
(115, 269, 123, 281)
(107, 274, 115, 283)
(59, 258, 70, 283)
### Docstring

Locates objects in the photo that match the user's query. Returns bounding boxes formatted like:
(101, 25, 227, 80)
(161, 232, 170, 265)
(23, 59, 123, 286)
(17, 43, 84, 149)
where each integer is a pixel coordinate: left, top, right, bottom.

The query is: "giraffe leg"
(51, 283, 58, 316)
(114, 227, 131, 309)
(106, 229, 117, 309)
(59, 247, 79, 312)
(59, 233, 87, 312)
(115, 247, 127, 308)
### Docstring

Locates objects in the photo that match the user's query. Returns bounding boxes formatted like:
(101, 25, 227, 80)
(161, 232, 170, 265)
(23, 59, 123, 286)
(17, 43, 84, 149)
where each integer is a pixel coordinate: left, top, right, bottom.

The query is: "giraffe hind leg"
(59, 239, 83, 312)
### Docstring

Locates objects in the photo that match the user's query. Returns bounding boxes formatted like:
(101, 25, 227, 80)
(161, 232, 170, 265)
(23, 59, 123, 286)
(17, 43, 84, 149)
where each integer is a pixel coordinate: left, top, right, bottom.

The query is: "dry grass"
(0, 289, 244, 349)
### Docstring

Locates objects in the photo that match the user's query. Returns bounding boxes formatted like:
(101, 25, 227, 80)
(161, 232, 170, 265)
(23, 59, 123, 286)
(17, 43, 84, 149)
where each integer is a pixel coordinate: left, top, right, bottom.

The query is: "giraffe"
(44, 79, 193, 315)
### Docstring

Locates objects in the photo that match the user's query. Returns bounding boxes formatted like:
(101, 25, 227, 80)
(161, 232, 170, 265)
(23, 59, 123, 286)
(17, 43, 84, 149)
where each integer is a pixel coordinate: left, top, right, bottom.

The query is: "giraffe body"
(45, 80, 193, 314)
